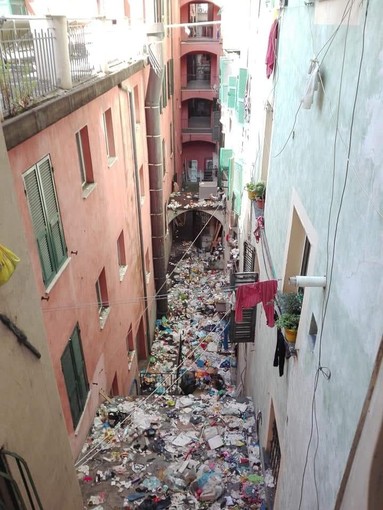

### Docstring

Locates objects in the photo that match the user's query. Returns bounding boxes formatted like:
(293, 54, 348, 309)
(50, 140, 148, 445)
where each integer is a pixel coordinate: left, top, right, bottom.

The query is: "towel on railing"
(235, 280, 278, 326)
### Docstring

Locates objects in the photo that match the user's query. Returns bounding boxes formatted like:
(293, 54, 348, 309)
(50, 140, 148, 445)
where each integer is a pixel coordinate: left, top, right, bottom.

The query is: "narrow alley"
(76, 238, 272, 509)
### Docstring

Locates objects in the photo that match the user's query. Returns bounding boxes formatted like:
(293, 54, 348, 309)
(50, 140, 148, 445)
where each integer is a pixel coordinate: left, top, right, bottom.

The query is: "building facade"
(1, 0, 181, 459)
(219, 0, 383, 509)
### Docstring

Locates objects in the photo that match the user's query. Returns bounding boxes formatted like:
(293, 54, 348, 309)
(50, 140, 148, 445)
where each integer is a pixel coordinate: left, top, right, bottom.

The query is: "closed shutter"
(23, 167, 55, 284)
(227, 76, 237, 108)
(71, 325, 89, 406)
(38, 157, 67, 271)
(237, 68, 248, 100)
(61, 342, 81, 427)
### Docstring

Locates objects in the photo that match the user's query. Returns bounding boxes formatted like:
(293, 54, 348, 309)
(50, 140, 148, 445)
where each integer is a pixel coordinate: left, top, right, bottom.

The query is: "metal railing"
(68, 23, 94, 83)
(0, 27, 57, 117)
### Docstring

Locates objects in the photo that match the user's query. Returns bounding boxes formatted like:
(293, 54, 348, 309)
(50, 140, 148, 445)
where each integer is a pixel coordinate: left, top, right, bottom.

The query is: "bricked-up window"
(103, 108, 116, 164)
(61, 324, 89, 428)
(76, 126, 94, 189)
(23, 155, 67, 287)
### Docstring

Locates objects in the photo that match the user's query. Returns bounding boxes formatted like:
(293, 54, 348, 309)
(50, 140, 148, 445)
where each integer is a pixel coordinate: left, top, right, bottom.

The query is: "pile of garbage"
(78, 394, 270, 509)
(78, 247, 270, 508)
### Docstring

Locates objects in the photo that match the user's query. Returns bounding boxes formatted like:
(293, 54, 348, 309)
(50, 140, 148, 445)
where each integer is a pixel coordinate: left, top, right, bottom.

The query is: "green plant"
(254, 181, 266, 199)
(245, 182, 256, 192)
(275, 312, 300, 330)
(275, 291, 303, 330)
(245, 181, 266, 198)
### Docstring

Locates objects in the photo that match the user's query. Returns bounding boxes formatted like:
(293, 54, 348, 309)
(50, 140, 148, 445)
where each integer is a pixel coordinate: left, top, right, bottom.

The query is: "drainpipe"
(119, 84, 152, 356)
(145, 24, 168, 316)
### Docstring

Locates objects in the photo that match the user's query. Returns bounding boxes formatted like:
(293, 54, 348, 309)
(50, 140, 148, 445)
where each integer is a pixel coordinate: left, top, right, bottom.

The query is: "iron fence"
(68, 23, 94, 83)
(0, 27, 57, 117)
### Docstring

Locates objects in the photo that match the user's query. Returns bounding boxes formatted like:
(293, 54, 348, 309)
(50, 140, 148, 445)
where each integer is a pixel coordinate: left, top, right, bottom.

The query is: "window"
(139, 165, 145, 204)
(75, 126, 94, 194)
(145, 249, 151, 284)
(61, 324, 89, 428)
(133, 86, 140, 124)
(96, 268, 110, 328)
(117, 231, 127, 280)
(283, 208, 312, 292)
(103, 108, 116, 164)
(126, 327, 135, 369)
(23, 155, 67, 287)
(169, 122, 173, 156)
(162, 138, 166, 176)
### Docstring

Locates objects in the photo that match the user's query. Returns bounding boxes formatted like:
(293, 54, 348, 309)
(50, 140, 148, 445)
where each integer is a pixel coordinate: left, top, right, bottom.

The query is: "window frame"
(117, 231, 128, 281)
(75, 125, 95, 194)
(61, 324, 89, 429)
(23, 155, 67, 287)
(96, 268, 110, 328)
(102, 108, 116, 165)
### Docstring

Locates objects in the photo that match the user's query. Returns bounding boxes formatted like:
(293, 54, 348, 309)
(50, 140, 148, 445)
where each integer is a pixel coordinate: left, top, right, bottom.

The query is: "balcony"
(0, 16, 146, 119)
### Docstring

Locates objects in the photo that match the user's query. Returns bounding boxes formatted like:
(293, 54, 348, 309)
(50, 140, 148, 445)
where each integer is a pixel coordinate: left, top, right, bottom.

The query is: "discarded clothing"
(265, 19, 279, 79)
(235, 280, 278, 326)
(273, 330, 286, 377)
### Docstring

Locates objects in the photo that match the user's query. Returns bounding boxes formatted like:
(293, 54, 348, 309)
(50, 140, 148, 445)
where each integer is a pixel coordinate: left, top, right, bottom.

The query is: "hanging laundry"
(234, 280, 278, 326)
(253, 216, 264, 243)
(301, 60, 320, 109)
(273, 330, 286, 377)
(265, 20, 279, 79)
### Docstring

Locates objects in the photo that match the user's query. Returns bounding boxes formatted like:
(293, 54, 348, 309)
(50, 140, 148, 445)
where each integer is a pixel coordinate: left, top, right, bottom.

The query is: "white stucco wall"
(236, 0, 383, 509)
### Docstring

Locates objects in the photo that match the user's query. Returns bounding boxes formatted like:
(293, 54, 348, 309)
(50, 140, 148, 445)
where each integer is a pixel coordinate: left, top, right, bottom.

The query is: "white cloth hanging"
(302, 60, 320, 110)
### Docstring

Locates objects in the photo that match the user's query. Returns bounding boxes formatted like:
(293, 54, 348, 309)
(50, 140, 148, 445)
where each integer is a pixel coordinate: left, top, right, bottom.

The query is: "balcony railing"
(0, 27, 57, 117)
(0, 16, 147, 118)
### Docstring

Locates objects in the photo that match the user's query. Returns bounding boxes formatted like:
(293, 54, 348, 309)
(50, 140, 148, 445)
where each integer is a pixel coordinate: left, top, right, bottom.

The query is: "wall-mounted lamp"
(289, 276, 326, 288)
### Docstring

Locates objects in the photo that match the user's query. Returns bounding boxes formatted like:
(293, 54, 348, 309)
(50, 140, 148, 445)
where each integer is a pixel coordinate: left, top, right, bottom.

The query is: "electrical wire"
(75, 308, 232, 468)
(41, 203, 223, 314)
(273, 0, 357, 160)
(297, 1, 369, 507)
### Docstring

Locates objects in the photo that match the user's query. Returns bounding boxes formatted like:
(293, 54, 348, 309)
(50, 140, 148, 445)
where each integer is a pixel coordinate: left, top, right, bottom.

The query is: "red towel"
(235, 280, 278, 326)
(265, 20, 279, 79)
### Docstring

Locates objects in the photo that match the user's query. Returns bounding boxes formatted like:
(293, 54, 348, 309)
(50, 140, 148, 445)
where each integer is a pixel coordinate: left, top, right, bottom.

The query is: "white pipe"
(289, 276, 326, 288)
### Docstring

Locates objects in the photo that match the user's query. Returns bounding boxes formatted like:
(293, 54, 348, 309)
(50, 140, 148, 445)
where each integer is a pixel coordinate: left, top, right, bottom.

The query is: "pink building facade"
(178, 0, 222, 185)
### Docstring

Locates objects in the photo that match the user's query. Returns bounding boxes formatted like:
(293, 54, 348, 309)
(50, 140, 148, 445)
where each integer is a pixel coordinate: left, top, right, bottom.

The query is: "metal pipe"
(145, 34, 168, 316)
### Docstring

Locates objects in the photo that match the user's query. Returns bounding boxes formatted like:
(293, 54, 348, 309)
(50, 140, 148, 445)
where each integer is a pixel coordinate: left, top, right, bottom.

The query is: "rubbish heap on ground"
(78, 246, 271, 509)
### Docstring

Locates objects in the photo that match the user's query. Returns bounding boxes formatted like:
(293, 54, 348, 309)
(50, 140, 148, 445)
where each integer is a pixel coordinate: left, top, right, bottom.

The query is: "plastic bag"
(0, 244, 20, 286)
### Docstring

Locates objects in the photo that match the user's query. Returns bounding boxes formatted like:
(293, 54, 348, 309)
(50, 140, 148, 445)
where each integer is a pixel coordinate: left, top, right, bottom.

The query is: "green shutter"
(237, 68, 248, 100)
(61, 342, 81, 427)
(228, 76, 237, 108)
(233, 161, 243, 215)
(171, 59, 174, 95)
(71, 325, 89, 405)
(24, 167, 55, 284)
(237, 100, 245, 124)
(38, 157, 67, 271)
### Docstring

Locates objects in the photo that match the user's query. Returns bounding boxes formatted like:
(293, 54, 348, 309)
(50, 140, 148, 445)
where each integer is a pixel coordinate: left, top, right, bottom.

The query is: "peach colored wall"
(182, 141, 216, 174)
(8, 71, 154, 457)
(1, 128, 83, 509)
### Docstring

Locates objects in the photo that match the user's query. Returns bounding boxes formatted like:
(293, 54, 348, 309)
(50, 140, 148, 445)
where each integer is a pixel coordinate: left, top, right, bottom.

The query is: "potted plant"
(275, 313, 300, 342)
(275, 292, 303, 343)
(245, 181, 266, 207)
(253, 181, 266, 209)
(245, 182, 257, 200)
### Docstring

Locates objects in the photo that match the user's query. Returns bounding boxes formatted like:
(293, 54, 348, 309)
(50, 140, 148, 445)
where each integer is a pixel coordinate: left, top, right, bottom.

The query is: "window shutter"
(23, 167, 55, 284)
(237, 68, 248, 100)
(38, 157, 67, 270)
(61, 342, 81, 427)
(71, 326, 89, 405)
